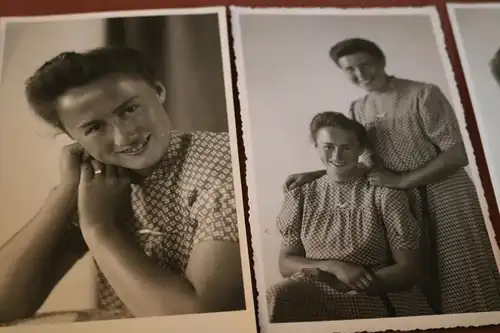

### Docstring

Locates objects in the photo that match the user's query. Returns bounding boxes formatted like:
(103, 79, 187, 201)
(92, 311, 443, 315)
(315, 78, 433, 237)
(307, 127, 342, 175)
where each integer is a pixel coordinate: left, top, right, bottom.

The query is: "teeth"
(122, 138, 148, 154)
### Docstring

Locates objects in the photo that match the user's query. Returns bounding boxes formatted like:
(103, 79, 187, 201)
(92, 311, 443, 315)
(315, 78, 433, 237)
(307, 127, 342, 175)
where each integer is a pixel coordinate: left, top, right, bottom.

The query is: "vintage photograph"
(232, 6, 500, 333)
(0, 7, 255, 332)
(448, 2, 500, 218)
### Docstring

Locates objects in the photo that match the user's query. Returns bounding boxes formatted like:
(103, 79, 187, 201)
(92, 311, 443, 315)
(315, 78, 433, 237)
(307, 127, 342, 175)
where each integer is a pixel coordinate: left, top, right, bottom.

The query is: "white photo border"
(447, 2, 500, 232)
(231, 5, 500, 333)
(0, 6, 256, 333)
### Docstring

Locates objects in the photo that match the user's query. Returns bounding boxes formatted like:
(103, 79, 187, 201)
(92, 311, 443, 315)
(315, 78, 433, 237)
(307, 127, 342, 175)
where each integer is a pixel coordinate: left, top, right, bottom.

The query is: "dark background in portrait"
(1, 1, 499, 333)
(106, 15, 229, 132)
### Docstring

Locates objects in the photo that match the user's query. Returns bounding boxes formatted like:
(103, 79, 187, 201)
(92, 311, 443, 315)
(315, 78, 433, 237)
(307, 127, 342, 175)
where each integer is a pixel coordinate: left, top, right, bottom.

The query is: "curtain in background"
(105, 14, 228, 133)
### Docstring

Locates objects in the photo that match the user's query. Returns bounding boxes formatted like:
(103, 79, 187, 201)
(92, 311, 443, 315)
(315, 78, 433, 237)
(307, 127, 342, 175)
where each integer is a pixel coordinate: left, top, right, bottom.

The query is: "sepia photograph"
(232, 6, 500, 333)
(0, 7, 256, 333)
(448, 2, 500, 217)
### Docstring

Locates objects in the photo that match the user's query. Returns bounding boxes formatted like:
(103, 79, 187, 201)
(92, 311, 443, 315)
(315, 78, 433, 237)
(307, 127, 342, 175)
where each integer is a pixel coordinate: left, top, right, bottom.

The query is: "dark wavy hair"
(329, 38, 385, 66)
(25, 46, 156, 131)
(309, 111, 367, 147)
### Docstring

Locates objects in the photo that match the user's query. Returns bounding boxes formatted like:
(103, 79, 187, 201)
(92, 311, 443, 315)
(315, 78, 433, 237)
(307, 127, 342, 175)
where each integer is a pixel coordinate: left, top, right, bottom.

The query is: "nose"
(113, 121, 140, 147)
(330, 147, 343, 162)
(354, 68, 369, 81)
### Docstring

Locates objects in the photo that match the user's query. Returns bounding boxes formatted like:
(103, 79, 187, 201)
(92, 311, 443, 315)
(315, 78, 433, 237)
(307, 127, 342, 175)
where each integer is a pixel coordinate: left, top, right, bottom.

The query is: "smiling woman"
(0, 46, 245, 323)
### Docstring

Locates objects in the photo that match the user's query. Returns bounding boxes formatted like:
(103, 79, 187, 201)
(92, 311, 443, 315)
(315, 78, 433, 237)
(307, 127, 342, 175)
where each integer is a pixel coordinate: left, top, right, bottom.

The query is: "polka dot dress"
(266, 175, 432, 322)
(94, 131, 240, 314)
(350, 77, 500, 313)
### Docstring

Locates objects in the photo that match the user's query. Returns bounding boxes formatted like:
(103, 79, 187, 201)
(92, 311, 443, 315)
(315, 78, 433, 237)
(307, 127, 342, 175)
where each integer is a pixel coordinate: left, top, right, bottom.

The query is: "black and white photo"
(0, 7, 255, 332)
(448, 2, 500, 220)
(232, 6, 500, 332)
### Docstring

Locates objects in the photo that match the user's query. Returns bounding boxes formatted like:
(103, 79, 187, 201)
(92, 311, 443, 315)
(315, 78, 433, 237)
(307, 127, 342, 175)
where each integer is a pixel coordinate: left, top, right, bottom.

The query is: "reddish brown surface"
(1, 0, 500, 332)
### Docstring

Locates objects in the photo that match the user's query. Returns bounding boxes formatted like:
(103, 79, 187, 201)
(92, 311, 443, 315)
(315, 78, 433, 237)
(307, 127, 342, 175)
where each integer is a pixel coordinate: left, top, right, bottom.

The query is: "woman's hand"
(59, 143, 86, 189)
(78, 159, 132, 232)
(367, 167, 409, 189)
(325, 261, 375, 291)
(283, 170, 326, 193)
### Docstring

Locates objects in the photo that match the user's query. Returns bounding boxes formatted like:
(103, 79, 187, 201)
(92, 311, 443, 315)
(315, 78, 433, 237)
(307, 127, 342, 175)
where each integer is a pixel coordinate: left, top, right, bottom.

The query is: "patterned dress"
(91, 130, 240, 314)
(266, 175, 432, 322)
(350, 76, 500, 313)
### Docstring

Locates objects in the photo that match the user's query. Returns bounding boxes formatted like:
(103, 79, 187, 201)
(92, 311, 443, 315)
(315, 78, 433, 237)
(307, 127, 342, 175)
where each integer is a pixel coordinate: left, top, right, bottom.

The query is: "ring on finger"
(94, 169, 103, 175)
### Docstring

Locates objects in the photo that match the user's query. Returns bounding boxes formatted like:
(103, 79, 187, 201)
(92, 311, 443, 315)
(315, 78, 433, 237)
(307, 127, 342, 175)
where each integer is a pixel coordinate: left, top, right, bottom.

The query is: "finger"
(358, 277, 372, 290)
(80, 162, 94, 183)
(90, 159, 105, 176)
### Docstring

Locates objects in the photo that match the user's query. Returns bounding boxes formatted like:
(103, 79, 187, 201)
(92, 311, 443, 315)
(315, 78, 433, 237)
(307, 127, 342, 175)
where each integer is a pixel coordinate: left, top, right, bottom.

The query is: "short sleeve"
(417, 84, 463, 152)
(190, 180, 239, 245)
(376, 187, 420, 250)
(276, 188, 304, 248)
(349, 101, 375, 168)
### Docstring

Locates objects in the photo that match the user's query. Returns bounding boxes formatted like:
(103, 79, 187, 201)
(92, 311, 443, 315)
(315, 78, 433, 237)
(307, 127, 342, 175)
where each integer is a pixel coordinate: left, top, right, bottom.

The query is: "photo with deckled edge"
(0, 6, 256, 333)
(447, 2, 500, 223)
(231, 5, 500, 333)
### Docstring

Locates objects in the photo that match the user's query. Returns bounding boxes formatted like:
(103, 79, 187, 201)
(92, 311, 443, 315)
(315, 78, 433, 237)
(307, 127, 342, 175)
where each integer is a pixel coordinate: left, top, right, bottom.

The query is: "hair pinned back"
(329, 38, 385, 66)
(25, 46, 157, 131)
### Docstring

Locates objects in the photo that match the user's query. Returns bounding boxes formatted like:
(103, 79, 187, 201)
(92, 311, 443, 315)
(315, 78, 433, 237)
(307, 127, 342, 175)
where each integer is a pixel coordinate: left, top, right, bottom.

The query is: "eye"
(124, 104, 140, 114)
(84, 124, 102, 135)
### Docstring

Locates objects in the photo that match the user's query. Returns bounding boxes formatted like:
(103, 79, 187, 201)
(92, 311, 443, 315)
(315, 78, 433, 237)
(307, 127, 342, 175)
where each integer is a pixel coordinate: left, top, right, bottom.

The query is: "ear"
(155, 82, 166, 104)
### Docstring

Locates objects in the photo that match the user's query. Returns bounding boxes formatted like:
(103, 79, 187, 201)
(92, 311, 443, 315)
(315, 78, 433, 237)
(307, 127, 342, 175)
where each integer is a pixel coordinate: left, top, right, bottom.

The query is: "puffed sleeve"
(190, 179, 240, 245)
(375, 187, 420, 250)
(276, 187, 304, 248)
(417, 84, 463, 152)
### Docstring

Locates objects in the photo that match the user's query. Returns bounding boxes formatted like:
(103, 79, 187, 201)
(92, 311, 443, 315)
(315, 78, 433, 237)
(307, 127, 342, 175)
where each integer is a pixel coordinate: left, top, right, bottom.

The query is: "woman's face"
(337, 52, 387, 92)
(56, 74, 172, 172)
(314, 126, 363, 179)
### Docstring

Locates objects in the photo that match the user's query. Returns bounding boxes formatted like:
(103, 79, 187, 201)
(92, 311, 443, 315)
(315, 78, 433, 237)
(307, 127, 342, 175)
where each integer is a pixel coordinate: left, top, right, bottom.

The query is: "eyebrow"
(77, 96, 139, 129)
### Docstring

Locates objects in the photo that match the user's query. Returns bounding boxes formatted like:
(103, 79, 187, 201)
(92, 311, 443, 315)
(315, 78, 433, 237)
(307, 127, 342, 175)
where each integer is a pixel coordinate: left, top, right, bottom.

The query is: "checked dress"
(350, 76, 500, 313)
(93, 130, 240, 314)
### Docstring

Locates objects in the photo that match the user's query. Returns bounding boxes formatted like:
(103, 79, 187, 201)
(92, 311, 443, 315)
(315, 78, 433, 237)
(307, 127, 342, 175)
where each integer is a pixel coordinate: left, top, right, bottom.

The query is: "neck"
(326, 166, 365, 182)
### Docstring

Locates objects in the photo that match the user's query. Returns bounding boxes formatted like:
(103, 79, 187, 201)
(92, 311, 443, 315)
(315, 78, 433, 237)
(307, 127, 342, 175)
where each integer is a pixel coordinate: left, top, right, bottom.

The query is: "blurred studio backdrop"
(0, 13, 229, 313)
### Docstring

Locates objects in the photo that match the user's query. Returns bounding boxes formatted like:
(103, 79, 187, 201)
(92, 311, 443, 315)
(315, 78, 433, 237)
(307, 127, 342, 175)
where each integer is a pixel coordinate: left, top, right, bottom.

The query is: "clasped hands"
(303, 261, 379, 295)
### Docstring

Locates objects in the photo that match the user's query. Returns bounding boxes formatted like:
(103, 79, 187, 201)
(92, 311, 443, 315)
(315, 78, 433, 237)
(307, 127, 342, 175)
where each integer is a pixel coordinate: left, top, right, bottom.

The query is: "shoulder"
(373, 185, 407, 208)
(395, 78, 443, 99)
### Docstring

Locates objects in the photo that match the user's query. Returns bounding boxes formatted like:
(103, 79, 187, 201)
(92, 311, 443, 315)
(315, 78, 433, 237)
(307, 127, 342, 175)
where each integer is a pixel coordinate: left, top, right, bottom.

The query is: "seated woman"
(267, 112, 432, 322)
(0, 47, 245, 323)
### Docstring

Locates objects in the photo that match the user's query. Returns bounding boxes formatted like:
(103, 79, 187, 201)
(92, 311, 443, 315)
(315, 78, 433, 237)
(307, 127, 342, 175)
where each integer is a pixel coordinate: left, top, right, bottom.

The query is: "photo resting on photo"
(447, 2, 500, 227)
(231, 5, 500, 333)
(0, 6, 256, 333)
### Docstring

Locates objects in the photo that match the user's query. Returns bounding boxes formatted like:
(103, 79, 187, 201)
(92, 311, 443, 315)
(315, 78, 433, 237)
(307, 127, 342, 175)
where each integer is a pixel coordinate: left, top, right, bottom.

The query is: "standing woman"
(286, 38, 500, 314)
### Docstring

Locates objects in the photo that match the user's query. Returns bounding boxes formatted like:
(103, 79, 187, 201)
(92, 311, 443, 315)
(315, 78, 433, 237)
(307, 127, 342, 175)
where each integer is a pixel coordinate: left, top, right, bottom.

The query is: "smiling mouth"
(119, 135, 151, 155)
(330, 161, 347, 167)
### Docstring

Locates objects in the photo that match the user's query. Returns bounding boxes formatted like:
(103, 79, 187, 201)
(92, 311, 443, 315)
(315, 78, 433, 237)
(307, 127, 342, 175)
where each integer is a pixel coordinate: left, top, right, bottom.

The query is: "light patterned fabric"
(267, 175, 432, 322)
(350, 76, 500, 313)
(95, 130, 239, 313)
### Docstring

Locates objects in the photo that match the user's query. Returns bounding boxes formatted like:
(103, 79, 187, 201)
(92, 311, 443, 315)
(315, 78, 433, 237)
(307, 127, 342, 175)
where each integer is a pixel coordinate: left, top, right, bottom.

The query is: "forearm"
(82, 224, 201, 317)
(279, 254, 341, 278)
(0, 185, 80, 321)
(370, 263, 419, 293)
(403, 143, 468, 188)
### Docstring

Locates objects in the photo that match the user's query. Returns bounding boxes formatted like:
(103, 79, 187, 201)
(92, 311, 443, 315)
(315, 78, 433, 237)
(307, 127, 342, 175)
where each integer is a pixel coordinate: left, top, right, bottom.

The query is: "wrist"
(399, 171, 413, 189)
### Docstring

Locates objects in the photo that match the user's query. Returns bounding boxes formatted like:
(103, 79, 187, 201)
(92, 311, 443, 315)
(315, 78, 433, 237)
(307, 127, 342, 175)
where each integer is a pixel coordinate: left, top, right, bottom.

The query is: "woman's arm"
(368, 187, 423, 293)
(82, 225, 244, 316)
(368, 249, 421, 293)
(0, 185, 87, 323)
(0, 144, 89, 323)
(279, 245, 336, 278)
(78, 161, 245, 317)
(401, 142, 467, 188)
